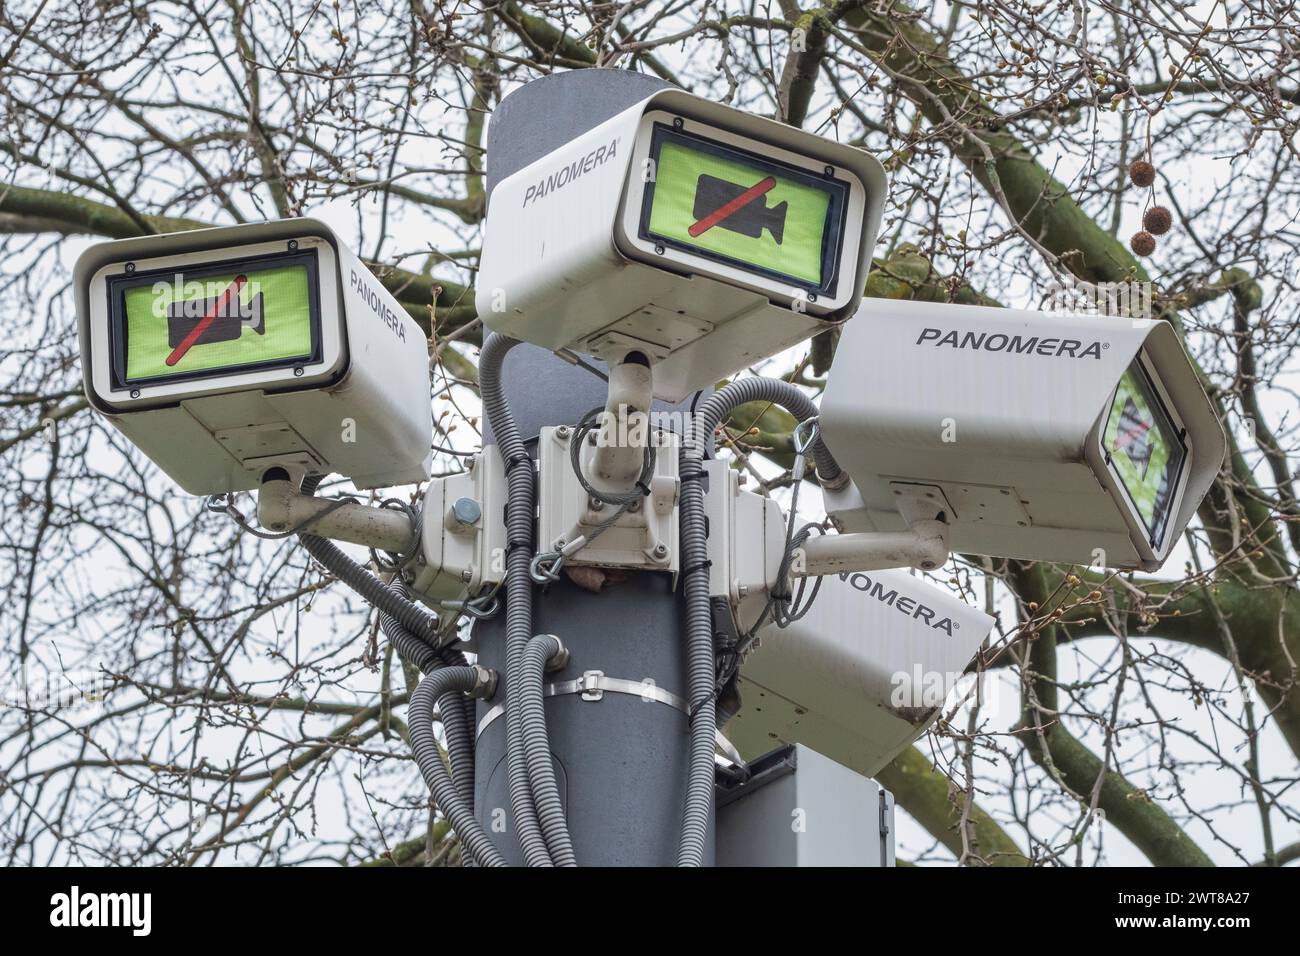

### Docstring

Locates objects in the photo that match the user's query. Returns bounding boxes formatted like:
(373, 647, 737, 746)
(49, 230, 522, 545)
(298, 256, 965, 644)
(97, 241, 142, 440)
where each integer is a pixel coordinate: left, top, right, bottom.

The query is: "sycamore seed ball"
(1143, 205, 1173, 235)
(1130, 231, 1156, 257)
(1129, 159, 1156, 187)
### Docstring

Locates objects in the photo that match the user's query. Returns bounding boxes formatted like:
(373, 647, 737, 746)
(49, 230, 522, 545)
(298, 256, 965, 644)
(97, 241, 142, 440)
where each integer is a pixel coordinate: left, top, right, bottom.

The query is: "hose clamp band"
(475, 670, 687, 739)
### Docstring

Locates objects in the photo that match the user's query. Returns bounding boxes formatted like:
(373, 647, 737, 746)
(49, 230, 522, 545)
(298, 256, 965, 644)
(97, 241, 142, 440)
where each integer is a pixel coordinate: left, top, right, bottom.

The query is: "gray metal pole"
(471, 339, 712, 865)
(468, 69, 719, 866)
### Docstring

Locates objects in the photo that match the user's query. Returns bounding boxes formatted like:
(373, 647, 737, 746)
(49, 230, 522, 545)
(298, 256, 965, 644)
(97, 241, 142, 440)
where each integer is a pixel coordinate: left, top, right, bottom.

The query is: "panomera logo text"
(839, 572, 957, 635)
(523, 138, 620, 208)
(350, 269, 407, 342)
(50, 886, 151, 936)
(916, 327, 1107, 359)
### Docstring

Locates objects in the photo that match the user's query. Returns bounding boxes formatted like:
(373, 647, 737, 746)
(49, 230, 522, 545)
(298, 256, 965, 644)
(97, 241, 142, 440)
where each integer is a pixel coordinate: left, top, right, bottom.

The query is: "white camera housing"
(820, 298, 1227, 571)
(478, 88, 885, 400)
(75, 219, 433, 494)
(727, 568, 994, 777)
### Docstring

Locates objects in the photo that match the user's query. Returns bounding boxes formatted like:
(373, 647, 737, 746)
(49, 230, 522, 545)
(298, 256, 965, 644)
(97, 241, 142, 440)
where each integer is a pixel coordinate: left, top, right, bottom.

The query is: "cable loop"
(529, 551, 566, 585)
(368, 497, 422, 573)
(206, 491, 358, 540)
(792, 416, 821, 457)
(442, 592, 501, 620)
(568, 406, 657, 509)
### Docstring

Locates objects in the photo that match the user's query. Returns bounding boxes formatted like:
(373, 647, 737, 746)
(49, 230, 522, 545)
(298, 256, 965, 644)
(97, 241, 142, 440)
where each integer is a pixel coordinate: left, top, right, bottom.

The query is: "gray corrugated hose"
(519, 634, 576, 865)
(676, 377, 840, 866)
(291, 478, 481, 852)
(408, 666, 507, 867)
(479, 333, 565, 866)
(294, 477, 440, 645)
(378, 583, 474, 803)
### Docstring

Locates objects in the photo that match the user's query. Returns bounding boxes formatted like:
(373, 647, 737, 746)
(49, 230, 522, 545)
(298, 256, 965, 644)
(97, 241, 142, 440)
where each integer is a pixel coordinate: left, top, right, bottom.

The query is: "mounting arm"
(791, 485, 951, 576)
(790, 519, 949, 576)
(257, 477, 417, 554)
(590, 351, 653, 488)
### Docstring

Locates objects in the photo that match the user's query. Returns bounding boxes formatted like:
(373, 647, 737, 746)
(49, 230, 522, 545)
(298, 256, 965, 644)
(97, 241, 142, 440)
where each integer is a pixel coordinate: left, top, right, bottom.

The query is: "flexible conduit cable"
(479, 333, 565, 866)
(408, 666, 507, 867)
(519, 634, 576, 865)
(676, 377, 841, 865)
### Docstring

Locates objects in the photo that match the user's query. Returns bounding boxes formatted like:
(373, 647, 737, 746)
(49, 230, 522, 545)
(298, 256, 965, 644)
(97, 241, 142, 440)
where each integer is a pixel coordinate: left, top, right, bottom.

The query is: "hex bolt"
(450, 496, 482, 526)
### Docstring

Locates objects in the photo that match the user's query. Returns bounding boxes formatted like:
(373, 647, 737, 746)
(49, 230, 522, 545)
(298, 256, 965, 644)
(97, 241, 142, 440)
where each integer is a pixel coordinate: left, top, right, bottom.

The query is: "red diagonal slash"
(688, 176, 777, 238)
(1115, 418, 1151, 452)
(165, 274, 247, 367)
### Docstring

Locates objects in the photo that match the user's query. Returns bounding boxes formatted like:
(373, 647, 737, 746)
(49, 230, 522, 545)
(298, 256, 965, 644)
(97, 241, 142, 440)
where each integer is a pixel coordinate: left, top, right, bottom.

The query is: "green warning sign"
(116, 252, 318, 383)
(641, 125, 845, 290)
(1102, 362, 1186, 543)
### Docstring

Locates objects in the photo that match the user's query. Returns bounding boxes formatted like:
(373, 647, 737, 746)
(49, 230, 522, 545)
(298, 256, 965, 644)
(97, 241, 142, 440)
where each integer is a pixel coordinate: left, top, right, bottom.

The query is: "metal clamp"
(475, 671, 748, 764)
(475, 671, 688, 739)
(714, 729, 747, 770)
(580, 670, 606, 700)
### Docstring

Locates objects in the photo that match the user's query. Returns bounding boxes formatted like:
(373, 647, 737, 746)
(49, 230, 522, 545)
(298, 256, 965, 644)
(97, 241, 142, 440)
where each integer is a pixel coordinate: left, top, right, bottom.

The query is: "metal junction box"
(717, 744, 895, 867)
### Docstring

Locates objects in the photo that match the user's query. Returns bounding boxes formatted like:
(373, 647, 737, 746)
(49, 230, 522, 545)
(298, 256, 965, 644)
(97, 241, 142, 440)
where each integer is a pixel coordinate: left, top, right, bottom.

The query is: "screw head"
(588, 497, 604, 511)
(653, 543, 668, 558)
(654, 243, 665, 255)
(293, 367, 304, 377)
(129, 389, 140, 399)
(556, 425, 571, 440)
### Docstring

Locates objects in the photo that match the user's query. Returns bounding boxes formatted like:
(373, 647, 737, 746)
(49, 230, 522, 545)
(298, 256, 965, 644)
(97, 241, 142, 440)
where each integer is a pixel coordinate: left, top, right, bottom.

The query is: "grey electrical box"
(716, 744, 895, 867)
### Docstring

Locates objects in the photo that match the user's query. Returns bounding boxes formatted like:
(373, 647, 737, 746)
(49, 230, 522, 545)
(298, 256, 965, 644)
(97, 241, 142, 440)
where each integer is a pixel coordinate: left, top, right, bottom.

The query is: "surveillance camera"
(75, 219, 432, 494)
(478, 88, 885, 400)
(727, 567, 994, 777)
(820, 298, 1226, 572)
